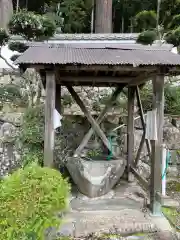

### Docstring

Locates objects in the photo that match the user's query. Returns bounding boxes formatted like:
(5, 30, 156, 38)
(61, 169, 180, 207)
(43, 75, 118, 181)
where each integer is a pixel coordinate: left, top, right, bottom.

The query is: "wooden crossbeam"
(66, 85, 116, 155)
(73, 85, 125, 156)
(134, 131, 146, 167)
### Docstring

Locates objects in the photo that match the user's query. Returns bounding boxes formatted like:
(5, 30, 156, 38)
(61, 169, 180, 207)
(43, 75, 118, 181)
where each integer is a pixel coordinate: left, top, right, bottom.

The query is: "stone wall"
(0, 119, 21, 177)
(0, 108, 180, 179)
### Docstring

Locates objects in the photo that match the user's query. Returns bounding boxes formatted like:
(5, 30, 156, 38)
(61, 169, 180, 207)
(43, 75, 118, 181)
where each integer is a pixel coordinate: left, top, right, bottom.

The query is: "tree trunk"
(95, 0, 112, 33)
(0, 0, 13, 30)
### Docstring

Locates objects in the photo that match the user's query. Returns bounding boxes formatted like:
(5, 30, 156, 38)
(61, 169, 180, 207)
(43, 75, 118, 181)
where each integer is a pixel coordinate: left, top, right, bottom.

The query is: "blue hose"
(107, 136, 113, 160)
(162, 150, 171, 180)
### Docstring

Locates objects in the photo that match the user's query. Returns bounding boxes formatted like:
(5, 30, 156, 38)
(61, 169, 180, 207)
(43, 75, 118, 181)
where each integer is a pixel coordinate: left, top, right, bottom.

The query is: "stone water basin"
(66, 156, 126, 198)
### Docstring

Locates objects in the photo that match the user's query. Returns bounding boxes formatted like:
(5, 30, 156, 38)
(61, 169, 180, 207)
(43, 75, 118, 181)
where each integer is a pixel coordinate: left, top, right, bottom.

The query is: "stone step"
(59, 209, 157, 237)
(71, 197, 143, 212)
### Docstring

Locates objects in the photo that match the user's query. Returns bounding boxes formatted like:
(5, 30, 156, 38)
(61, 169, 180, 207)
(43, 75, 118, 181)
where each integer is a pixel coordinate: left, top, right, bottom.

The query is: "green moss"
(167, 181, 180, 192)
(133, 232, 147, 236)
(162, 207, 180, 231)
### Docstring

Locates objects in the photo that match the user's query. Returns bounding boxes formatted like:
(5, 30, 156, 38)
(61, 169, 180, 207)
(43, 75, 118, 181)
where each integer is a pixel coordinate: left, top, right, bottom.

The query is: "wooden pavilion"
(15, 38, 180, 215)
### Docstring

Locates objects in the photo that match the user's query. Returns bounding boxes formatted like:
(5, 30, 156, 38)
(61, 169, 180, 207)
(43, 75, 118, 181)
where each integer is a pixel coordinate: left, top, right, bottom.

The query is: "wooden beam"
(66, 85, 115, 155)
(58, 76, 133, 83)
(44, 71, 56, 167)
(57, 65, 158, 72)
(74, 85, 125, 156)
(134, 131, 146, 167)
(135, 86, 151, 159)
(127, 86, 136, 181)
(150, 75, 165, 215)
(57, 73, 155, 84)
(131, 166, 149, 191)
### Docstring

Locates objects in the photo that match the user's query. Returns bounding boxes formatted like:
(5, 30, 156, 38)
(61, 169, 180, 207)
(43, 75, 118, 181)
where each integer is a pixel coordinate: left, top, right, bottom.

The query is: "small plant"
(87, 149, 102, 158)
(0, 28, 9, 46)
(62, 94, 73, 106)
(19, 106, 44, 165)
(0, 162, 70, 240)
(92, 102, 101, 112)
(136, 30, 157, 45)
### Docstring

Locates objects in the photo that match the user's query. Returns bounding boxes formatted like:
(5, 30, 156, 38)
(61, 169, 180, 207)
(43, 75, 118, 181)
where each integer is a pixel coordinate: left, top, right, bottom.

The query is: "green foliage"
(136, 30, 157, 45)
(168, 14, 180, 30)
(44, 2, 64, 29)
(159, 0, 180, 30)
(62, 94, 73, 106)
(8, 10, 56, 40)
(139, 82, 180, 115)
(0, 84, 24, 106)
(0, 162, 70, 239)
(87, 149, 102, 158)
(8, 42, 28, 53)
(19, 106, 44, 165)
(164, 84, 180, 114)
(18, 0, 60, 13)
(20, 106, 44, 147)
(134, 10, 157, 32)
(0, 28, 9, 46)
(62, 0, 92, 33)
(165, 27, 180, 46)
(139, 84, 153, 112)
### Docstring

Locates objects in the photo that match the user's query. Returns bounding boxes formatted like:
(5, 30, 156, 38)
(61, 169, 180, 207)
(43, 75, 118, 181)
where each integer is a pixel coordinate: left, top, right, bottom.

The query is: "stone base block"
(66, 157, 126, 198)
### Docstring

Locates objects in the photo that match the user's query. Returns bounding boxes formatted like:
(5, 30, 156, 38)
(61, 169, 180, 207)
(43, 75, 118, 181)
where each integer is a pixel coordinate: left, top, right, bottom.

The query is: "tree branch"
(0, 47, 16, 70)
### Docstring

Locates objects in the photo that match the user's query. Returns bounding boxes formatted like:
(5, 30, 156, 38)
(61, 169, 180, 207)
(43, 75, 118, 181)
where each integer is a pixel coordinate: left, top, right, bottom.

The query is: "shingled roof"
(15, 43, 180, 67)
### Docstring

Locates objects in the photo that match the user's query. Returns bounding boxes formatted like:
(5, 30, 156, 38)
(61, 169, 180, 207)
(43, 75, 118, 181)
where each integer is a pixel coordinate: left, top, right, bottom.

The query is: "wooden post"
(136, 87, 151, 156)
(55, 84, 61, 114)
(44, 71, 56, 167)
(150, 75, 164, 215)
(127, 86, 135, 181)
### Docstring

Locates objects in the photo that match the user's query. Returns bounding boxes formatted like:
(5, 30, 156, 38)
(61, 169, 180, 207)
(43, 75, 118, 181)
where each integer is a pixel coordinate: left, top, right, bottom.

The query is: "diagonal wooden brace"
(73, 85, 126, 156)
(135, 87, 151, 160)
(66, 85, 120, 156)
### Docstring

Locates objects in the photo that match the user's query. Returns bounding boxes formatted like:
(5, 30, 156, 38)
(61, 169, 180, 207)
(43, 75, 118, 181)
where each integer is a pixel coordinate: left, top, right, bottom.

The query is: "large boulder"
(66, 157, 126, 198)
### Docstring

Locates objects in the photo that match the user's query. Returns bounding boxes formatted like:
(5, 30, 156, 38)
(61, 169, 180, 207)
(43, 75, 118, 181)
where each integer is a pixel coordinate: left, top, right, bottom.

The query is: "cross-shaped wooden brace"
(66, 85, 126, 158)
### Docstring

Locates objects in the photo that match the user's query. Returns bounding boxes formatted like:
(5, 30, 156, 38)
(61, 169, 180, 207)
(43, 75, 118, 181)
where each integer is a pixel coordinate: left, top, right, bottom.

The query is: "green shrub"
(19, 106, 44, 166)
(9, 10, 56, 40)
(20, 106, 44, 148)
(165, 27, 180, 47)
(0, 162, 70, 239)
(134, 10, 157, 32)
(136, 30, 157, 45)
